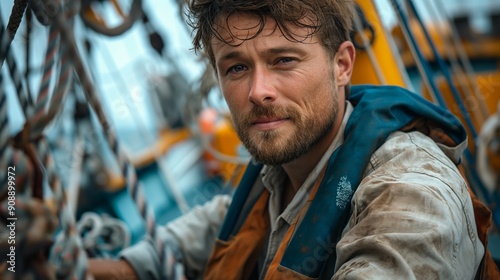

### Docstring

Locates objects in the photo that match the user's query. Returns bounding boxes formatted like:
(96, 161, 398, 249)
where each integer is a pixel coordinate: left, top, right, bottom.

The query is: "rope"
(29, 67, 88, 279)
(352, 4, 387, 85)
(31, 39, 71, 140)
(30, 13, 91, 280)
(0, 75, 9, 153)
(0, 82, 12, 194)
(406, 0, 478, 139)
(421, 0, 484, 124)
(434, 0, 490, 121)
(80, 0, 143, 37)
(392, 0, 498, 225)
(0, 0, 26, 65)
(0, 22, 33, 116)
(403, 1, 498, 217)
(31, 26, 60, 130)
(2, 0, 92, 278)
(7, 0, 28, 39)
(77, 212, 131, 258)
(389, 0, 440, 105)
(25, 3, 32, 90)
(0, 121, 47, 279)
(29, 0, 186, 277)
(1, 195, 57, 278)
(37, 135, 91, 279)
(94, 39, 190, 214)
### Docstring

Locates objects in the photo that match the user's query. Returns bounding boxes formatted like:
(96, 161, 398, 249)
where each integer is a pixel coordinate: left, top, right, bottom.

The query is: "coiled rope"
(29, 0, 186, 277)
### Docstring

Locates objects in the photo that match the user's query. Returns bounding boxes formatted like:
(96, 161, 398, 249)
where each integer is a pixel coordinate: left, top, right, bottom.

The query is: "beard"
(232, 90, 339, 166)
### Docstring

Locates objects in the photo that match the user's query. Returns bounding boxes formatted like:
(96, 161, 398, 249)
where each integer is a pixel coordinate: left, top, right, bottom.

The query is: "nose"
(248, 67, 277, 106)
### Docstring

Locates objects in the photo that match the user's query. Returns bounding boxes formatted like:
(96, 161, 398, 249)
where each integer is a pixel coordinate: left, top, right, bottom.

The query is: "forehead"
(210, 13, 316, 50)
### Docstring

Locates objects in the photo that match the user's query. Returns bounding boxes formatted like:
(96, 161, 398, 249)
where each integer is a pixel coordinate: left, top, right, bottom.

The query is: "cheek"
(299, 75, 334, 111)
(222, 80, 248, 103)
(223, 94, 246, 123)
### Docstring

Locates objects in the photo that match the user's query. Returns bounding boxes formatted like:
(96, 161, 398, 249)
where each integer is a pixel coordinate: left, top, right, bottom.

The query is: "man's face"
(211, 13, 343, 165)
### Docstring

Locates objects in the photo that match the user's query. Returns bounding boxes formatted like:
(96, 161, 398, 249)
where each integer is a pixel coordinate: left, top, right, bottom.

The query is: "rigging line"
(38, 54, 88, 279)
(23, 2, 91, 279)
(435, 0, 490, 121)
(31, 26, 60, 127)
(0, 0, 21, 64)
(29, 0, 185, 277)
(406, 0, 478, 139)
(31, 38, 71, 139)
(391, 0, 456, 108)
(393, 2, 485, 211)
(373, 0, 415, 91)
(31, 45, 90, 280)
(94, 37, 190, 214)
(24, 3, 32, 96)
(352, 5, 387, 85)
(0, 20, 33, 117)
(0, 64, 33, 199)
(389, 0, 440, 105)
(391, 5, 486, 209)
(424, 0, 488, 125)
(7, 0, 28, 39)
(36, 138, 90, 280)
(0, 66, 8, 152)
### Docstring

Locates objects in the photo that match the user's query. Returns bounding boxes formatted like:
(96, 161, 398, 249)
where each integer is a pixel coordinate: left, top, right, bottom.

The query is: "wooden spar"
(351, 0, 409, 87)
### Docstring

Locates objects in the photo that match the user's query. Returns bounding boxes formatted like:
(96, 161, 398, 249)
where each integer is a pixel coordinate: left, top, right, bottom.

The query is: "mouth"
(251, 117, 290, 130)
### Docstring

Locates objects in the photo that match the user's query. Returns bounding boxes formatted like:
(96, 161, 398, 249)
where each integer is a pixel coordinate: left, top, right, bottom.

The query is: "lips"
(252, 117, 289, 130)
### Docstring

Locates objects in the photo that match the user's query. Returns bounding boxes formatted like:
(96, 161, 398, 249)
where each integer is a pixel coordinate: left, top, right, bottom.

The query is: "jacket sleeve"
(119, 194, 232, 280)
(333, 131, 484, 280)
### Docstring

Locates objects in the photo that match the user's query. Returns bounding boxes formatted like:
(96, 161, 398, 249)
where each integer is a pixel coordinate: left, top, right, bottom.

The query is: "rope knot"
(29, 0, 63, 26)
(12, 121, 47, 150)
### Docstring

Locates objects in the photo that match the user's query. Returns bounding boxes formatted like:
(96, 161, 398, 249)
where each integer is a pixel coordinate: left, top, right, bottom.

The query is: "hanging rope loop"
(350, 4, 376, 50)
(80, 0, 143, 36)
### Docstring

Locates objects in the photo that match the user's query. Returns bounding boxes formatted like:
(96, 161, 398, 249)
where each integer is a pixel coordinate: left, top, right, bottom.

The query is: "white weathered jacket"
(120, 103, 484, 280)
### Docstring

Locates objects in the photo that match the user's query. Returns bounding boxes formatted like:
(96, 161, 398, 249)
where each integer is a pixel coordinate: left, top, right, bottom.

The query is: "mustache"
(239, 106, 300, 126)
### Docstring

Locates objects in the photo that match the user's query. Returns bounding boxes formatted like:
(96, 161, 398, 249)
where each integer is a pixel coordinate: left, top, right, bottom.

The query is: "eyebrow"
(266, 47, 307, 56)
(217, 46, 308, 67)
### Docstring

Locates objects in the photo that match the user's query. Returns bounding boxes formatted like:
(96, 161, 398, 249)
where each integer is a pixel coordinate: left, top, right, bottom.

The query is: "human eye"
(275, 57, 296, 65)
(226, 64, 247, 75)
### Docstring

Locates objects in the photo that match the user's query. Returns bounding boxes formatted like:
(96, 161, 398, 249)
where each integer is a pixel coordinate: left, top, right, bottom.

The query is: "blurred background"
(1, 0, 499, 277)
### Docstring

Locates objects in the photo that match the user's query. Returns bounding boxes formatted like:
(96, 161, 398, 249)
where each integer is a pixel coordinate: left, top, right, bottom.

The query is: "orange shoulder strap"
(204, 190, 271, 280)
(264, 168, 327, 280)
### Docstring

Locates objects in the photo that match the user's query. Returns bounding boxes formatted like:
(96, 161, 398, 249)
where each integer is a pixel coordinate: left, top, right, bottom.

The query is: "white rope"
(94, 38, 190, 214)
(425, 0, 489, 124)
(435, 0, 490, 121)
(390, 0, 439, 104)
(352, 8, 387, 85)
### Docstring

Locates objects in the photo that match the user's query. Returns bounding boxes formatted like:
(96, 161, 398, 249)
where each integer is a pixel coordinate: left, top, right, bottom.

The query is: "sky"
(1, 0, 499, 136)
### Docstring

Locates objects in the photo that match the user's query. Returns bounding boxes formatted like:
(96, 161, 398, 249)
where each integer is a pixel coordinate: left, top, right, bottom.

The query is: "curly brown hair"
(186, 0, 355, 67)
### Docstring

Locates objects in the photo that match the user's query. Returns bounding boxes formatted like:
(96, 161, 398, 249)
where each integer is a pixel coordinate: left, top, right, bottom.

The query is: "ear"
(334, 41, 355, 86)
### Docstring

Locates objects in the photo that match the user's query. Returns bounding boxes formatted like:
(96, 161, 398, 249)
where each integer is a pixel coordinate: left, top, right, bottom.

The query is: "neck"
(279, 128, 336, 212)
(282, 128, 335, 193)
(282, 106, 345, 198)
